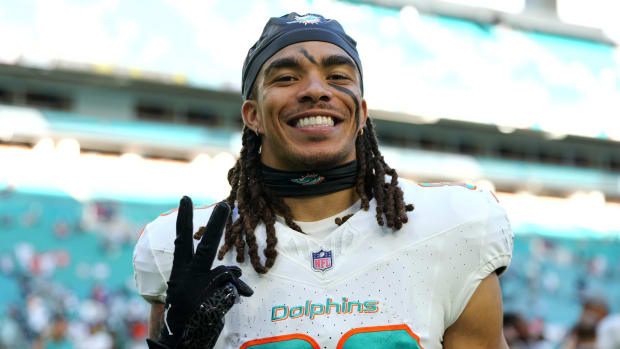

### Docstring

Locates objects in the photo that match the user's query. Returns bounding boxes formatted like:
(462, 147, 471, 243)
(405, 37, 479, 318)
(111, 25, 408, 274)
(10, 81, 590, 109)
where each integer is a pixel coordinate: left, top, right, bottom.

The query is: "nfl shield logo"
(312, 249, 333, 272)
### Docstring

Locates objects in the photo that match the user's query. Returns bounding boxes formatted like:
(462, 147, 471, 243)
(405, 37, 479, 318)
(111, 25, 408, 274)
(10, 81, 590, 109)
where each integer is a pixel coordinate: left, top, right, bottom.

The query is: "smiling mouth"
(287, 115, 343, 128)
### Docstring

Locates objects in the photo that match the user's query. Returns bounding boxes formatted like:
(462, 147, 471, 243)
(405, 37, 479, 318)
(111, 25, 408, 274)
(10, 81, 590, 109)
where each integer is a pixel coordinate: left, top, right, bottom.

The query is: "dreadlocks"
(211, 117, 414, 274)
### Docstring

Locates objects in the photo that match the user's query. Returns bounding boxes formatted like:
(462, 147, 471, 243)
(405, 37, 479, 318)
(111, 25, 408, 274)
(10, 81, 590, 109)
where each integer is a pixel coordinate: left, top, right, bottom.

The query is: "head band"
(242, 12, 363, 100)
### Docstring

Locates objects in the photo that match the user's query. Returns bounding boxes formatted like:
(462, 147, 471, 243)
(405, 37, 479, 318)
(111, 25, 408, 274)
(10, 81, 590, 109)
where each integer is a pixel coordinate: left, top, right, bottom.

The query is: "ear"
(360, 98, 368, 130)
(241, 100, 261, 134)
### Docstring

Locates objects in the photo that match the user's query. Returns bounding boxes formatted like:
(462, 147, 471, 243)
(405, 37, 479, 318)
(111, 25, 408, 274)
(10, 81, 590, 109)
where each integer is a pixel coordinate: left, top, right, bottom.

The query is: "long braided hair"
(213, 116, 414, 274)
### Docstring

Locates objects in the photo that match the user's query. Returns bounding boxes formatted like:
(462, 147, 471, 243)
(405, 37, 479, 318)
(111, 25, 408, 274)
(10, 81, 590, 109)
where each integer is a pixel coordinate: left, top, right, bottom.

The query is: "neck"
(260, 159, 360, 221)
(283, 187, 359, 222)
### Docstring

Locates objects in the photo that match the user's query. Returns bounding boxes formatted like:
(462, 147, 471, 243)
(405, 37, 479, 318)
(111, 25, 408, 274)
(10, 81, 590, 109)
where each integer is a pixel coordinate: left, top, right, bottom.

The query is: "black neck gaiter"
(261, 161, 358, 198)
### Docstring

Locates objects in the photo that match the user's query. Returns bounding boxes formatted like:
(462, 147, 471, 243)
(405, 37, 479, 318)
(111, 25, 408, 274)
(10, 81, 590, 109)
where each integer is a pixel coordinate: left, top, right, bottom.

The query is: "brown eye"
(328, 73, 349, 80)
(275, 76, 295, 82)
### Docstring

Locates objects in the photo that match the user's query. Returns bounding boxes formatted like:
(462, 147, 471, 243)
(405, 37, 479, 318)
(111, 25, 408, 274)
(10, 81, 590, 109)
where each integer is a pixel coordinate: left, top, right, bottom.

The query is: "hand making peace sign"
(147, 196, 253, 349)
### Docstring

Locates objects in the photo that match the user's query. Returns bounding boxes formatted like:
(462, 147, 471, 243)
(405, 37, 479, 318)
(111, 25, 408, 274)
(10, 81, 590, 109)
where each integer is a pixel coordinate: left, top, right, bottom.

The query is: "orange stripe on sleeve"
(137, 226, 146, 239)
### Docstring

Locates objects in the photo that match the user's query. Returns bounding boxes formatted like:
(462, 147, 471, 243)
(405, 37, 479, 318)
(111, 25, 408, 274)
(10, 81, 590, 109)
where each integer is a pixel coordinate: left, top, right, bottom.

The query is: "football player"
(133, 12, 514, 349)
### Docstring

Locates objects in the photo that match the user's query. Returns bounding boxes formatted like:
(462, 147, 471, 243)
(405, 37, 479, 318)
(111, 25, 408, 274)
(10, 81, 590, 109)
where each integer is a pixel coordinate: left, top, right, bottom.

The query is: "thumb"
(230, 274, 254, 297)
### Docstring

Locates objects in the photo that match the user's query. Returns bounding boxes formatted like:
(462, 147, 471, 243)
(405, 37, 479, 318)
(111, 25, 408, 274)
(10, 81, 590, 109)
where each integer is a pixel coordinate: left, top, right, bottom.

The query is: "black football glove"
(146, 196, 253, 349)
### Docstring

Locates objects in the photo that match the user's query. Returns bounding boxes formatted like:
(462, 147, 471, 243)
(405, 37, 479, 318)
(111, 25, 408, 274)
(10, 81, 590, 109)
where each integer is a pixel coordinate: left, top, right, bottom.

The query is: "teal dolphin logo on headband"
(287, 15, 322, 25)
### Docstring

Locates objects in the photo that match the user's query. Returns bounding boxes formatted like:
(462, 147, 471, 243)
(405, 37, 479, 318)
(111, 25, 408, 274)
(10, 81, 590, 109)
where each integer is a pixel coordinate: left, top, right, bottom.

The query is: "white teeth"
(295, 115, 335, 128)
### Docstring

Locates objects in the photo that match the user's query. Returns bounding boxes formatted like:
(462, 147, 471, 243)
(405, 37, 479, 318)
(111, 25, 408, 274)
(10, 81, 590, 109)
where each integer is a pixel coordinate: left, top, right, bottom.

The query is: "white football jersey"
(133, 180, 513, 348)
(597, 315, 620, 349)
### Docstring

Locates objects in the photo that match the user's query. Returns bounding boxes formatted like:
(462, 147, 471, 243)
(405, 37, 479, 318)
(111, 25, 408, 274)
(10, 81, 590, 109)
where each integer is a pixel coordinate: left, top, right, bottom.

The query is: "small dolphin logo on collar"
(291, 173, 325, 186)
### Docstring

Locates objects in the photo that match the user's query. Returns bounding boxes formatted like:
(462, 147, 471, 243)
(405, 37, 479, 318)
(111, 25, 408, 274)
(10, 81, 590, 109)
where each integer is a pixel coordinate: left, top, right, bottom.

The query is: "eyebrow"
(321, 54, 356, 70)
(263, 56, 303, 77)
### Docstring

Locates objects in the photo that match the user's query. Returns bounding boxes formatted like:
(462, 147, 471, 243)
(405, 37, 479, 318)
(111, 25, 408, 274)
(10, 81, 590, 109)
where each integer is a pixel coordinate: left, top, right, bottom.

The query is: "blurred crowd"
(501, 235, 620, 349)
(0, 191, 155, 349)
(504, 298, 620, 348)
(0, 280, 149, 349)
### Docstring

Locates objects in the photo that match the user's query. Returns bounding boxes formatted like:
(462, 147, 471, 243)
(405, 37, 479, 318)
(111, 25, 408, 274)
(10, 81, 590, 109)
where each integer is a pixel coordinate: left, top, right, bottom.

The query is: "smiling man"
(133, 12, 514, 349)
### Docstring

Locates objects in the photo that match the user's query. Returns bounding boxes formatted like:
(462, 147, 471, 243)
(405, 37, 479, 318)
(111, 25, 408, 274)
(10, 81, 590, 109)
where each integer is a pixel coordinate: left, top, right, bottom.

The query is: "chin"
(292, 150, 352, 171)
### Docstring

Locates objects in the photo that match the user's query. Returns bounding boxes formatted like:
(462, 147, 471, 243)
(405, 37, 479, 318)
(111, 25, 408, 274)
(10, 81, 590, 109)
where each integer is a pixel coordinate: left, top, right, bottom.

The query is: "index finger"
(192, 201, 231, 270)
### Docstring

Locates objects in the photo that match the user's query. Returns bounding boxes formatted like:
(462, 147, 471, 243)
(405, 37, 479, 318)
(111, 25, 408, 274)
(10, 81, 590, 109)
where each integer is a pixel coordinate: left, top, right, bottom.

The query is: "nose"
(296, 73, 333, 104)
